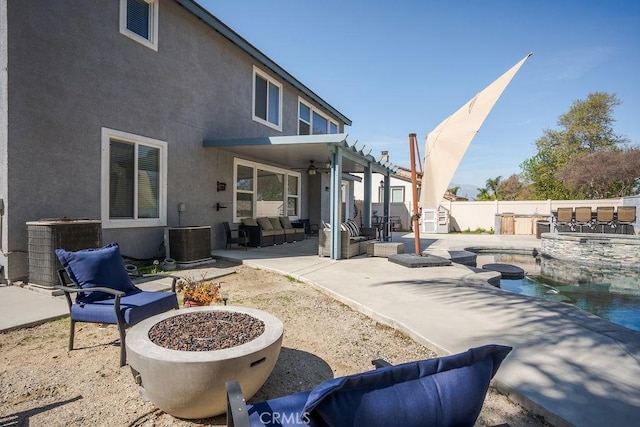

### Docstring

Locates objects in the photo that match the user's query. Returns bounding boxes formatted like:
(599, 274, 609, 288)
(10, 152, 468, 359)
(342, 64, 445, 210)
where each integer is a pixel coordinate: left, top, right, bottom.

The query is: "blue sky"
(198, 0, 640, 191)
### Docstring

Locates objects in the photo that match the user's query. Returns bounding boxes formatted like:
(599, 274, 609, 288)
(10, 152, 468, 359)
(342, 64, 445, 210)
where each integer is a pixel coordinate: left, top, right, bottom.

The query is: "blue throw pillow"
(55, 242, 135, 301)
(303, 344, 512, 427)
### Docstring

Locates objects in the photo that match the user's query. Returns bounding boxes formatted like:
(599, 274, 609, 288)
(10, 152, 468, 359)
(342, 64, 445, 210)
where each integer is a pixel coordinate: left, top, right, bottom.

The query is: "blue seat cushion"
(56, 242, 136, 301)
(303, 344, 512, 427)
(247, 391, 311, 426)
(71, 290, 178, 325)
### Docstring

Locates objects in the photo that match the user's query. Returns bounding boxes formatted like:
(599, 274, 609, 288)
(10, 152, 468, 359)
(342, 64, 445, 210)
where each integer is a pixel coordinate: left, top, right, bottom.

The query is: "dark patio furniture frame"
(56, 269, 178, 367)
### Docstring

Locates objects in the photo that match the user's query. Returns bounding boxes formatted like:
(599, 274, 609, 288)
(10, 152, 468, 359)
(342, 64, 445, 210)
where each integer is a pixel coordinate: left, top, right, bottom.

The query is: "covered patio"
(203, 134, 397, 259)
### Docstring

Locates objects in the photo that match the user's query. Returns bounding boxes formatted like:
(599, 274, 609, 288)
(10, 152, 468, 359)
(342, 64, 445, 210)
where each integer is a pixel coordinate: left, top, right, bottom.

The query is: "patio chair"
(616, 206, 636, 235)
(226, 344, 512, 427)
(574, 206, 594, 232)
(223, 221, 249, 250)
(596, 206, 615, 233)
(55, 242, 179, 367)
(554, 207, 574, 232)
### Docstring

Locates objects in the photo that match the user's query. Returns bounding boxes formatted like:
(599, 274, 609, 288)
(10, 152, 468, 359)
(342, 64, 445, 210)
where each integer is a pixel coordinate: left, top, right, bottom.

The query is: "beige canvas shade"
(420, 53, 532, 209)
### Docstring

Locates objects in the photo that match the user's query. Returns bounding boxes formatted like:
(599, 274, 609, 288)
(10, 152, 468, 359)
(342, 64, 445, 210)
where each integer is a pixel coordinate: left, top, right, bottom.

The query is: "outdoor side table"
(366, 242, 405, 258)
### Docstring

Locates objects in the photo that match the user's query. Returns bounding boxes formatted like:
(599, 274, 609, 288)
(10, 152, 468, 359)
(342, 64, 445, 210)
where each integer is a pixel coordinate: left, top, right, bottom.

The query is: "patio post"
(330, 147, 343, 259)
(383, 174, 390, 241)
(362, 164, 372, 227)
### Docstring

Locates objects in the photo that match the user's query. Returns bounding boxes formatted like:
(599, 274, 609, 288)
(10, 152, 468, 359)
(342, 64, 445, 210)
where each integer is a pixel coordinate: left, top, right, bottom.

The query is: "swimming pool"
(475, 253, 640, 332)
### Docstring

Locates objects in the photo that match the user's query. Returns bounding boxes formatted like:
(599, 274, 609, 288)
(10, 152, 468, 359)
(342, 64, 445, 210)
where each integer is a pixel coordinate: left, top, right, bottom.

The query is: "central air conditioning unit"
(27, 219, 102, 288)
(165, 226, 211, 263)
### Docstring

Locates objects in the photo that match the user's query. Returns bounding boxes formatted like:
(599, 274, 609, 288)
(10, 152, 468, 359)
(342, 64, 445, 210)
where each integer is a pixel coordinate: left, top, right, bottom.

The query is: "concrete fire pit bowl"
(126, 306, 284, 419)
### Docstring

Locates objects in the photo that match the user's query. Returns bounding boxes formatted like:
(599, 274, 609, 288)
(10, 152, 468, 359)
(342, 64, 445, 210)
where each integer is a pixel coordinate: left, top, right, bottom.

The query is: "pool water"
(475, 253, 640, 332)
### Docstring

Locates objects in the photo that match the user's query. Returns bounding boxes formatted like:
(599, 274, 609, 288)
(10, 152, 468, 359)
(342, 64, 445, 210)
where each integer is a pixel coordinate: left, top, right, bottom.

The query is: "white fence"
(356, 196, 639, 235)
(440, 198, 631, 233)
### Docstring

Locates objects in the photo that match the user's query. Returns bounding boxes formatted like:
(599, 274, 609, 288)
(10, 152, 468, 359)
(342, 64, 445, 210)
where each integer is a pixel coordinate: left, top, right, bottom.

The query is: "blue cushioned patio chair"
(226, 344, 512, 427)
(55, 243, 179, 367)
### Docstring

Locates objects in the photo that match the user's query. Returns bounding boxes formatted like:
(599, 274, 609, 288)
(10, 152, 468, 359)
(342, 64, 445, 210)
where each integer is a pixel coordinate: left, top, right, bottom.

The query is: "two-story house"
(0, 0, 394, 284)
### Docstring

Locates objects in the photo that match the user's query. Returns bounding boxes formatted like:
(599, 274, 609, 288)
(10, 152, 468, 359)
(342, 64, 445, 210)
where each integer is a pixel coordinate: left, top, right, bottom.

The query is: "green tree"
(447, 186, 460, 196)
(476, 176, 502, 200)
(496, 174, 533, 200)
(557, 148, 640, 198)
(520, 92, 629, 199)
(475, 188, 492, 201)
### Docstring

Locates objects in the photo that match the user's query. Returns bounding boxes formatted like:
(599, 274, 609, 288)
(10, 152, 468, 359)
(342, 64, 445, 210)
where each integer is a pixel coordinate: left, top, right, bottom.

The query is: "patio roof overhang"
(203, 134, 398, 259)
(203, 134, 396, 175)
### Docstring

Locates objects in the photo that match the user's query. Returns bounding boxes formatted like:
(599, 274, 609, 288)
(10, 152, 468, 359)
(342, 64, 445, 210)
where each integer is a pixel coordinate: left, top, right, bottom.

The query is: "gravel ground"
(0, 264, 548, 426)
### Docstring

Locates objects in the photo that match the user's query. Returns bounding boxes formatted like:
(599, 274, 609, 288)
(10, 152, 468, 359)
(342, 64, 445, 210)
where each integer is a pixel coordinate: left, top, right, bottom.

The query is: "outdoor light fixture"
(307, 160, 318, 175)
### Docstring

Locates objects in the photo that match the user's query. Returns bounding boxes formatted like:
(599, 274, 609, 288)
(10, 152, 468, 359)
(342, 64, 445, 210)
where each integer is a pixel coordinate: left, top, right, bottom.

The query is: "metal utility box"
(27, 219, 102, 288)
(166, 226, 211, 263)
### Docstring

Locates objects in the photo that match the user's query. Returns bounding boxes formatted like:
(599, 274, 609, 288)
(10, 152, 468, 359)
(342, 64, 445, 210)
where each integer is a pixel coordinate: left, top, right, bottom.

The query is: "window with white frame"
(253, 67, 282, 130)
(298, 98, 339, 135)
(234, 159, 300, 221)
(120, 0, 159, 51)
(101, 128, 167, 228)
(378, 186, 405, 203)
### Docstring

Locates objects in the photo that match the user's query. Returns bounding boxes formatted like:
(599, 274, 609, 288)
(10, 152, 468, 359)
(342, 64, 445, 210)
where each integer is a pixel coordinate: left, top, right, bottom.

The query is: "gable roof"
(175, 0, 352, 126)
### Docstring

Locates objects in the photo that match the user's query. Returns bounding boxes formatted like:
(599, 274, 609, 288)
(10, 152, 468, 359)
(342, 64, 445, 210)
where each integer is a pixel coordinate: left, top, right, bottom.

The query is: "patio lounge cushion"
(243, 344, 511, 427)
(269, 217, 284, 230)
(341, 219, 360, 237)
(242, 217, 259, 227)
(304, 344, 512, 427)
(280, 216, 293, 229)
(55, 242, 135, 302)
(70, 290, 178, 325)
(256, 217, 273, 231)
(247, 390, 312, 426)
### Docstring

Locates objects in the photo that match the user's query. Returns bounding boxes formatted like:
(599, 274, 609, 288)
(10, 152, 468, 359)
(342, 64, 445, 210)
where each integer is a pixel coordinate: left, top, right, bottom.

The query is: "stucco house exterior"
(0, 0, 394, 284)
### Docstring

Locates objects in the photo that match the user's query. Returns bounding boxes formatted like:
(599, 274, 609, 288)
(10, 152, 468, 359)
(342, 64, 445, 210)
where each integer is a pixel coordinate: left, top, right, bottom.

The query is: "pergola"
(203, 134, 397, 259)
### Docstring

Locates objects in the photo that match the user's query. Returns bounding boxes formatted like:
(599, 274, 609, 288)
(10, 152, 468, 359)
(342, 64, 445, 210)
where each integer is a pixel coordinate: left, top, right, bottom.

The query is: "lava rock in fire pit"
(149, 311, 265, 351)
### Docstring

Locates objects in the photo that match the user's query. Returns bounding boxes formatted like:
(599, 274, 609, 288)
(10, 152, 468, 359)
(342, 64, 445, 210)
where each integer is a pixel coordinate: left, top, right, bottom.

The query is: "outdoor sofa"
(240, 217, 305, 247)
(318, 219, 377, 259)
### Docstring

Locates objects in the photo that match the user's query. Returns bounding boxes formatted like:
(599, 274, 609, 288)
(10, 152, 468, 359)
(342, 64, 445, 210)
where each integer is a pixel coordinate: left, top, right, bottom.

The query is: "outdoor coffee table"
(367, 241, 405, 257)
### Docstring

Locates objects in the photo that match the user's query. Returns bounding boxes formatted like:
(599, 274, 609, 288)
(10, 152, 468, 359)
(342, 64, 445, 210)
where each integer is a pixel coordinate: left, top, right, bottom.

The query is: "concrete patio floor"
(212, 232, 640, 427)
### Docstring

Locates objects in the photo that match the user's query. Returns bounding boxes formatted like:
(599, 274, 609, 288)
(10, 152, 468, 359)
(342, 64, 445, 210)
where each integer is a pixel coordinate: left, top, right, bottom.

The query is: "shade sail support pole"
(409, 133, 421, 254)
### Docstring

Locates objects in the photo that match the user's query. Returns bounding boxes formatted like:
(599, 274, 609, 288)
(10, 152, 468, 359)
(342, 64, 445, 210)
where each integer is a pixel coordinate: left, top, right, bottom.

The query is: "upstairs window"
(298, 98, 339, 135)
(253, 67, 282, 131)
(120, 0, 159, 51)
(298, 103, 311, 135)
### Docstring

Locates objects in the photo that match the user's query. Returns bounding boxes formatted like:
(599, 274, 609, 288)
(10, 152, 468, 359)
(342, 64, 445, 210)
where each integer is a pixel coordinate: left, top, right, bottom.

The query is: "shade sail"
(420, 53, 532, 209)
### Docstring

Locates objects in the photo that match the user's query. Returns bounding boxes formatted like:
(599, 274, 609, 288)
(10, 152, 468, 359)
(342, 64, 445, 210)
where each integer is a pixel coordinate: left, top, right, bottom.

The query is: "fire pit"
(125, 306, 283, 419)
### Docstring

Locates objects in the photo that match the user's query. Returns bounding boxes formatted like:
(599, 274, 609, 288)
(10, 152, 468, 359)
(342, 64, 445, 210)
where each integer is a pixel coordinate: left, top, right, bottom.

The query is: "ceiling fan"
(293, 160, 331, 175)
